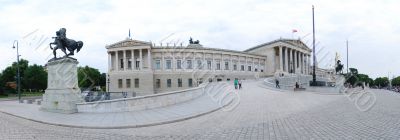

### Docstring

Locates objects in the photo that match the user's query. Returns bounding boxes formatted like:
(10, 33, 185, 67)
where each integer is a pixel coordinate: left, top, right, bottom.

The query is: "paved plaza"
(1, 80, 400, 139)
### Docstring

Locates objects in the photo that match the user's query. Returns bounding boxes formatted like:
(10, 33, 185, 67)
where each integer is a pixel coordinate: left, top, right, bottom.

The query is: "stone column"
(131, 49, 136, 70)
(258, 58, 261, 72)
(116, 51, 119, 71)
(287, 48, 291, 73)
(108, 52, 111, 71)
(203, 52, 206, 70)
(123, 50, 127, 71)
(161, 51, 164, 70)
(173, 52, 176, 71)
(308, 55, 310, 74)
(301, 52, 304, 74)
(279, 46, 283, 71)
(147, 48, 151, 70)
(139, 49, 143, 70)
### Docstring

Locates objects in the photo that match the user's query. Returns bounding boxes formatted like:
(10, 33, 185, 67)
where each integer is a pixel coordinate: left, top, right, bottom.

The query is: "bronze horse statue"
(335, 60, 344, 74)
(49, 28, 83, 59)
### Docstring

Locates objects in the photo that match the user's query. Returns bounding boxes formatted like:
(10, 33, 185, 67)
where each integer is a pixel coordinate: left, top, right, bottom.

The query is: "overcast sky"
(0, 0, 399, 78)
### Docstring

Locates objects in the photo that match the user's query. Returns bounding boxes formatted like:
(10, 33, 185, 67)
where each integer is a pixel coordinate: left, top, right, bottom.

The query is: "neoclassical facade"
(245, 39, 312, 75)
(106, 38, 311, 96)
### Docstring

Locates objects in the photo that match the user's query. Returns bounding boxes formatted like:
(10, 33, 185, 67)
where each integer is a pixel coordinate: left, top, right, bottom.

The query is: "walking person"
(275, 79, 280, 88)
(238, 79, 242, 89)
(234, 79, 238, 89)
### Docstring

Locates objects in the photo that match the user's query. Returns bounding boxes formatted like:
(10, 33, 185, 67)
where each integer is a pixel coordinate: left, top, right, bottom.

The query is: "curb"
(0, 99, 232, 129)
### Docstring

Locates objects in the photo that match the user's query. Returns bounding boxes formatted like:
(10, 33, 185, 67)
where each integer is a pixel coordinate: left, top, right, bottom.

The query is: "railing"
(82, 91, 136, 102)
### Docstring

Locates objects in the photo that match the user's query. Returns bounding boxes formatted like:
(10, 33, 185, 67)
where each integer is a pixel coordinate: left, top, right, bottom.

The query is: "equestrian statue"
(335, 60, 344, 74)
(49, 28, 83, 60)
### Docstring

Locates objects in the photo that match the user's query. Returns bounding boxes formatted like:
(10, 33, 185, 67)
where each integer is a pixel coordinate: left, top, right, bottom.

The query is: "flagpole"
(312, 5, 317, 86)
(346, 40, 349, 74)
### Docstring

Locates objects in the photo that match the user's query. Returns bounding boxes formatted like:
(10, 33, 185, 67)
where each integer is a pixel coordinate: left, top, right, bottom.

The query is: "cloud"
(0, 0, 399, 78)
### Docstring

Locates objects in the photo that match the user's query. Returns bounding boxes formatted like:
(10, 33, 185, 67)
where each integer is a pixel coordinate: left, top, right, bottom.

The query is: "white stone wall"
(77, 85, 205, 113)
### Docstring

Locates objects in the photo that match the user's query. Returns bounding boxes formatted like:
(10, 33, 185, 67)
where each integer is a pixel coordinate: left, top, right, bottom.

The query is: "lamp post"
(311, 5, 317, 86)
(13, 40, 21, 103)
(107, 74, 110, 93)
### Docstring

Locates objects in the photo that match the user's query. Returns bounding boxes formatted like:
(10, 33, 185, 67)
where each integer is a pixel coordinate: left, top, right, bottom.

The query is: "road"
(1, 80, 400, 139)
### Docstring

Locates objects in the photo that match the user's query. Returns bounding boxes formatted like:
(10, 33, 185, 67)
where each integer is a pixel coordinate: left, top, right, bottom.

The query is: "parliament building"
(106, 38, 312, 96)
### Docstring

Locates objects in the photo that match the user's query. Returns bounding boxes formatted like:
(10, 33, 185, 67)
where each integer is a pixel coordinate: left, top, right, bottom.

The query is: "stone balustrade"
(76, 84, 206, 113)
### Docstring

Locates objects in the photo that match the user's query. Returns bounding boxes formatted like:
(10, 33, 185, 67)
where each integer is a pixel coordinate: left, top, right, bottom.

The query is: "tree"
(78, 66, 102, 89)
(99, 73, 106, 87)
(345, 68, 374, 86)
(374, 77, 389, 88)
(0, 72, 3, 95)
(349, 68, 358, 75)
(391, 76, 400, 86)
(23, 64, 47, 91)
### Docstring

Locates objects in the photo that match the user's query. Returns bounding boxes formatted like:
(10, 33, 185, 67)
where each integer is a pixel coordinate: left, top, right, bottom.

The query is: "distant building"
(106, 38, 312, 96)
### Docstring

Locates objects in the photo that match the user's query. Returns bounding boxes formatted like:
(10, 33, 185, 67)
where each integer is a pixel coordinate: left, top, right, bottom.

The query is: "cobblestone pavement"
(1, 80, 400, 139)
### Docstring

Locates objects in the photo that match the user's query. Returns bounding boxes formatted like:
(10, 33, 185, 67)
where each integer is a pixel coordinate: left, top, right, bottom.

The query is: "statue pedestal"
(40, 58, 83, 114)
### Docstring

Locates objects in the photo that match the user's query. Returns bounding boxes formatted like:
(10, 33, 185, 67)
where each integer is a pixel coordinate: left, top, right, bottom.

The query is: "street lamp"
(107, 74, 110, 93)
(13, 40, 21, 103)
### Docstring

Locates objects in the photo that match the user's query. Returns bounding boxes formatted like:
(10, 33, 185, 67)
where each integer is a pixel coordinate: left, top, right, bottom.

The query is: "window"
(120, 59, 124, 69)
(216, 61, 221, 70)
(224, 61, 229, 70)
(166, 59, 172, 69)
(135, 60, 140, 69)
(187, 60, 192, 69)
(241, 65, 245, 71)
(197, 60, 202, 69)
(209, 78, 213, 82)
(207, 60, 212, 70)
(156, 79, 161, 88)
(248, 66, 252, 71)
(188, 78, 193, 87)
(178, 78, 182, 87)
(261, 69, 264, 72)
(118, 79, 123, 88)
(155, 60, 161, 70)
(233, 64, 237, 71)
(198, 78, 203, 84)
(217, 79, 222, 82)
(177, 60, 182, 69)
(134, 78, 139, 88)
(128, 59, 132, 69)
(126, 79, 131, 88)
(227, 78, 230, 81)
(167, 79, 172, 87)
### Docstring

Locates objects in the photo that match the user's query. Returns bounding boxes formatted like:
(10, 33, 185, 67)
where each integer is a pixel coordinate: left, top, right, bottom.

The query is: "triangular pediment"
(245, 38, 312, 52)
(106, 38, 152, 49)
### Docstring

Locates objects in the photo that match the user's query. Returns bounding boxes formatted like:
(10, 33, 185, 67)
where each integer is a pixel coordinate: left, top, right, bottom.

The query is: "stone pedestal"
(40, 58, 83, 114)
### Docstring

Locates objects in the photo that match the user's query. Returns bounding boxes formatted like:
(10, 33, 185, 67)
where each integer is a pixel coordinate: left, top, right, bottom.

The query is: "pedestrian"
(275, 79, 280, 88)
(234, 79, 238, 89)
(238, 79, 242, 89)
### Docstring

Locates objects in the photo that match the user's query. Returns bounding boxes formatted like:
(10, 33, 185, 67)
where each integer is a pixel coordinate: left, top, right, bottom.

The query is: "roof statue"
(189, 37, 200, 44)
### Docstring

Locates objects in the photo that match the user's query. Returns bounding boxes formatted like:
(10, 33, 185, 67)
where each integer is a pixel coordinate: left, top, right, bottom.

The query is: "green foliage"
(374, 77, 389, 87)
(100, 73, 106, 87)
(78, 66, 102, 89)
(391, 76, 400, 86)
(345, 68, 373, 86)
(349, 68, 358, 75)
(0, 59, 49, 94)
(0, 72, 3, 95)
(23, 64, 47, 91)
